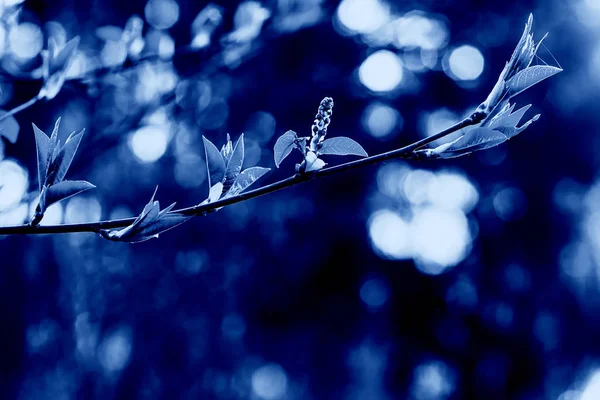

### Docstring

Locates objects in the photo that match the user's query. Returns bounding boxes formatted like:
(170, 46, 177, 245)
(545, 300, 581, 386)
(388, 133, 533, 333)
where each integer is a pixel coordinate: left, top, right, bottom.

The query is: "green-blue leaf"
(318, 137, 368, 157)
(273, 130, 297, 168)
(507, 65, 562, 99)
(202, 136, 226, 189)
(222, 166, 270, 199)
(223, 133, 244, 193)
(45, 180, 95, 208)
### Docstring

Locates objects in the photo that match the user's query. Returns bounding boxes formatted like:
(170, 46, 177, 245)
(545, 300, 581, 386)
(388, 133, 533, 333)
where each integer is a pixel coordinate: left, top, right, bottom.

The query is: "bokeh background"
(0, 0, 596, 398)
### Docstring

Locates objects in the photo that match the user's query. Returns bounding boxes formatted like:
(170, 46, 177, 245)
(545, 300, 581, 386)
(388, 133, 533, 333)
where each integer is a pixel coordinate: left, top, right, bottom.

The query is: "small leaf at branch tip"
(507, 65, 562, 99)
(432, 127, 508, 159)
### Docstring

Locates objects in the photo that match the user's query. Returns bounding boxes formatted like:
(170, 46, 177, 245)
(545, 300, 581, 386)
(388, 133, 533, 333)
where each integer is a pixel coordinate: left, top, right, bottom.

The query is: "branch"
(0, 112, 482, 236)
(0, 96, 38, 123)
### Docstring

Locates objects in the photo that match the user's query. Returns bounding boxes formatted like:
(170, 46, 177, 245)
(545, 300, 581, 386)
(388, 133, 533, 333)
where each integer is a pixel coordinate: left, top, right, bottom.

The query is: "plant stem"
(0, 96, 38, 123)
(0, 111, 484, 236)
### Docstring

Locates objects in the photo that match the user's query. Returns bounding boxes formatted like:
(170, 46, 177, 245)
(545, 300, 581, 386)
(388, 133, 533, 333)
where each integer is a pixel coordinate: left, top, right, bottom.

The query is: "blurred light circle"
(145, 0, 180, 30)
(393, 13, 449, 51)
(0, 159, 28, 210)
(362, 102, 402, 139)
(423, 108, 459, 138)
(9, 23, 43, 60)
(0, 203, 27, 226)
(244, 111, 276, 143)
(376, 162, 410, 198)
(360, 277, 390, 309)
(412, 360, 455, 400)
(368, 209, 412, 260)
(493, 187, 527, 221)
(359, 50, 403, 92)
(447, 45, 484, 81)
(35, 203, 63, 225)
(412, 206, 471, 274)
(221, 313, 246, 341)
(65, 197, 102, 223)
(404, 169, 436, 205)
(158, 33, 175, 58)
(428, 171, 479, 212)
(336, 0, 389, 34)
(581, 370, 600, 400)
(251, 363, 288, 400)
(586, 0, 600, 9)
(98, 328, 132, 373)
(129, 125, 170, 163)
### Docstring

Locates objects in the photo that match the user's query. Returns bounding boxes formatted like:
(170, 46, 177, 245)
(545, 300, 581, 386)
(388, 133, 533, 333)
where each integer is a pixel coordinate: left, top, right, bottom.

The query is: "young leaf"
(304, 151, 326, 172)
(221, 133, 234, 163)
(506, 65, 562, 99)
(99, 188, 191, 243)
(202, 136, 226, 188)
(435, 127, 508, 159)
(45, 180, 95, 207)
(223, 134, 244, 192)
(0, 111, 19, 143)
(420, 136, 464, 159)
(222, 167, 270, 199)
(273, 130, 297, 168)
(32, 123, 49, 191)
(318, 137, 368, 157)
(207, 182, 224, 203)
(124, 212, 191, 242)
(52, 129, 85, 183)
(47, 117, 61, 168)
(487, 103, 540, 138)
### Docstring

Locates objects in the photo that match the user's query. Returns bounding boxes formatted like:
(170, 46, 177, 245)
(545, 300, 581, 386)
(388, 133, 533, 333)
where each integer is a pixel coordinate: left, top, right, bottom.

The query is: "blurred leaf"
(48, 36, 80, 77)
(203, 136, 226, 188)
(433, 127, 507, 159)
(96, 25, 123, 42)
(45, 180, 95, 207)
(0, 111, 19, 143)
(223, 167, 270, 199)
(507, 65, 562, 99)
(32, 123, 49, 191)
(274, 130, 297, 168)
(318, 137, 368, 157)
(39, 37, 80, 100)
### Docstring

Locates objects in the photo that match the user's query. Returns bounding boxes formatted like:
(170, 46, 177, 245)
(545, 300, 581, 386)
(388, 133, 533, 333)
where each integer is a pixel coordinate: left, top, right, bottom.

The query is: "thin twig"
(0, 96, 38, 123)
(0, 111, 484, 236)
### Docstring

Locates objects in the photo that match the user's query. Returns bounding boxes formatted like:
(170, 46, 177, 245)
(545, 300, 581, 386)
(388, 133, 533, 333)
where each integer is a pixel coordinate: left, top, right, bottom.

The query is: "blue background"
(0, 0, 593, 399)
